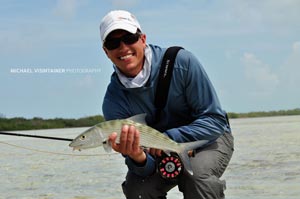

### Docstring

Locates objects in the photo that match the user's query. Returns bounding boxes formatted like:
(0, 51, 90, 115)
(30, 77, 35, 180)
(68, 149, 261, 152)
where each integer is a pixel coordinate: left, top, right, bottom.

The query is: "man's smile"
(119, 53, 134, 60)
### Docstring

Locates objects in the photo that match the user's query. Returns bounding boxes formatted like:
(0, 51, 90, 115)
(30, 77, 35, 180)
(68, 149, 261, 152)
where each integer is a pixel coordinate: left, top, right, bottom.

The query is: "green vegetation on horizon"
(0, 115, 105, 131)
(227, 108, 300, 118)
(0, 108, 299, 131)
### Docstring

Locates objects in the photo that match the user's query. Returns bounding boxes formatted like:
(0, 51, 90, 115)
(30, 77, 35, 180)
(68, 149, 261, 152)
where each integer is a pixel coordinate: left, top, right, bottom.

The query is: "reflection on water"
(0, 116, 300, 199)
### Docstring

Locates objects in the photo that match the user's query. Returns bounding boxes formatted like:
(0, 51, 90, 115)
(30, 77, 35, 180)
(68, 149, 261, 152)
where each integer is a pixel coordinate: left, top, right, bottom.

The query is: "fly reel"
(158, 153, 183, 179)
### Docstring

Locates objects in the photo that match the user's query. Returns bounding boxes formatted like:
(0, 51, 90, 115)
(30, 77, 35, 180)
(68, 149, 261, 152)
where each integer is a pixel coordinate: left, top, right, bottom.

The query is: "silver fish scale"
(69, 116, 210, 176)
(98, 119, 181, 152)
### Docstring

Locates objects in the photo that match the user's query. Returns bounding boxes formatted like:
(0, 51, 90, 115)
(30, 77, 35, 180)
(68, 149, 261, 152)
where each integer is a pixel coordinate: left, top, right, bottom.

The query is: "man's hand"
(148, 148, 162, 157)
(109, 125, 146, 164)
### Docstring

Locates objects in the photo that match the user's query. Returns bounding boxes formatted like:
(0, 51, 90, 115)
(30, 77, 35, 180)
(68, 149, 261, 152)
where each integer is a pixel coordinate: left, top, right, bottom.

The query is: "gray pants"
(122, 132, 234, 199)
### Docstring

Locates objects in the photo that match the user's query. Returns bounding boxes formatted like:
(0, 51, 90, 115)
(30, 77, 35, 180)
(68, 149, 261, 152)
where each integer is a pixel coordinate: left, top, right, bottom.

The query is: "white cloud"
(0, 24, 47, 56)
(112, 0, 140, 8)
(238, 42, 300, 110)
(279, 41, 300, 89)
(292, 41, 300, 52)
(53, 0, 80, 20)
(242, 52, 279, 96)
(229, 0, 300, 27)
(183, 0, 300, 37)
(77, 75, 94, 88)
(140, 0, 300, 41)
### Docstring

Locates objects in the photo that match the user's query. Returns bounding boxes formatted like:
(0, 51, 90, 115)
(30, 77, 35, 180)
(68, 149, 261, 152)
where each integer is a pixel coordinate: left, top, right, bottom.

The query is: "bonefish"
(69, 114, 209, 175)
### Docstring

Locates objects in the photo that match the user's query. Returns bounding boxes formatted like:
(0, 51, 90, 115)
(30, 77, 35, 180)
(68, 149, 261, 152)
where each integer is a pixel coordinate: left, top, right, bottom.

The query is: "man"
(100, 10, 234, 199)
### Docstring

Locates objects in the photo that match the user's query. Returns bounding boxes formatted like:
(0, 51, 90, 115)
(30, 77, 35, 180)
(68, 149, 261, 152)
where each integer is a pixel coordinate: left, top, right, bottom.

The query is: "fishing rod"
(1, 131, 184, 179)
(0, 131, 73, 142)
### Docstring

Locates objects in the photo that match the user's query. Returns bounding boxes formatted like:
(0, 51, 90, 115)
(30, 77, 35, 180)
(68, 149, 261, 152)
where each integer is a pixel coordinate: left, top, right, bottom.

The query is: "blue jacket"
(102, 44, 231, 177)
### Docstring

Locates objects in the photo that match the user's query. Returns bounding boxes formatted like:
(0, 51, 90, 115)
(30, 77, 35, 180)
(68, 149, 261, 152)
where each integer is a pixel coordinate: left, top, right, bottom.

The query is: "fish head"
(69, 126, 105, 150)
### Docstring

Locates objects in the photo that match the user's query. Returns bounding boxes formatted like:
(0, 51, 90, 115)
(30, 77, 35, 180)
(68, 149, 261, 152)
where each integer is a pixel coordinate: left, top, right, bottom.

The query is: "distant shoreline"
(1, 108, 299, 131)
(227, 108, 300, 119)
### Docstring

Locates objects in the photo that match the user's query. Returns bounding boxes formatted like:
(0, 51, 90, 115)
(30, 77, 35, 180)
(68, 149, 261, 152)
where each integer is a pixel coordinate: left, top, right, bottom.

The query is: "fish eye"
(80, 135, 86, 140)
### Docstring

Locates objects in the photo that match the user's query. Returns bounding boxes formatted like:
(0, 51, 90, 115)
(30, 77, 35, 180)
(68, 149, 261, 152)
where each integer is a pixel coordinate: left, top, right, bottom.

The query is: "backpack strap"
(154, 46, 183, 123)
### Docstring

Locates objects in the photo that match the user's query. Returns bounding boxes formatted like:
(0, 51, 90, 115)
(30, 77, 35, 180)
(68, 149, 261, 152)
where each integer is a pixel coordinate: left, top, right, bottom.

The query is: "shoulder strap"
(154, 46, 183, 122)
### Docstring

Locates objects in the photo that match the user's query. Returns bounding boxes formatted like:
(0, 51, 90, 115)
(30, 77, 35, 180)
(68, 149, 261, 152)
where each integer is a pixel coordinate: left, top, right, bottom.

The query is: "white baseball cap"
(100, 10, 142, 42)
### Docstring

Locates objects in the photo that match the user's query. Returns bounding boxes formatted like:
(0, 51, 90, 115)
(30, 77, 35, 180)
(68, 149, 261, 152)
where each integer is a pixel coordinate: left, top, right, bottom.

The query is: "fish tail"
(177, 140, 209, 175)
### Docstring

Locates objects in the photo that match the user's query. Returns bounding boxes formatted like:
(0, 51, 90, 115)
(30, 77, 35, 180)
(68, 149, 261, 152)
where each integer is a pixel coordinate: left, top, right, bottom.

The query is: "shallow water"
(223, 115, 300, 199)
(0, 115, 299, 199)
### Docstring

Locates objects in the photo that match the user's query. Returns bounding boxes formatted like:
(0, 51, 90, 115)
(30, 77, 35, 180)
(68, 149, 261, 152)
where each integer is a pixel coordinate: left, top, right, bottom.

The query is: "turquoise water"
(0, 115, 299, 198)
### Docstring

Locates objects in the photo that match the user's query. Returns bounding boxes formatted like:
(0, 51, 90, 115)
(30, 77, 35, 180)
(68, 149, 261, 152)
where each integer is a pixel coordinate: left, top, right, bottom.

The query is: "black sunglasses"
(104, 32, 141, 50)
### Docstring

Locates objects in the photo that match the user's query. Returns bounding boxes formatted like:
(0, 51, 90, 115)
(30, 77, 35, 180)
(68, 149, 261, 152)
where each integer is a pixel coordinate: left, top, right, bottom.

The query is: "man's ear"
(103, 47, 109, 56)
(140, 34, 147, 47)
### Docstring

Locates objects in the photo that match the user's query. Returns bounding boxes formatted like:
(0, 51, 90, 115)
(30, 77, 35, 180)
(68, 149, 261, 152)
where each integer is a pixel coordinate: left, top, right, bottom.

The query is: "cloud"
(138, 0, 300, 42)
(242, 52, 279, 96)
(234, 42, 299, 111)
(53, 0, 80, 20)
(0, 24, 48, 57)
(77, 75, 94, 88)
(279, 41, 300, 89)
(112, 0, 140, 8)
(229, 0, 300, 27)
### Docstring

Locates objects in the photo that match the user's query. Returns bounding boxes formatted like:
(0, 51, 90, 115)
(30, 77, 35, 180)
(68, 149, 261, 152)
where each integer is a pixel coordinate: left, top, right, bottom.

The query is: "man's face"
(103, 29, 146, 77)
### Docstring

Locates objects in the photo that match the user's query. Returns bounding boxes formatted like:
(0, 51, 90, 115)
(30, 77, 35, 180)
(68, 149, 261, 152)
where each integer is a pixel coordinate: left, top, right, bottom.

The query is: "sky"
(0, 0, 299, 119)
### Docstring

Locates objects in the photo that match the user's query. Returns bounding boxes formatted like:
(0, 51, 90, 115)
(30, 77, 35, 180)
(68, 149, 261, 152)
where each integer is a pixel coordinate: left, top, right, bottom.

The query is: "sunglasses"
(104, 32, 141, 50)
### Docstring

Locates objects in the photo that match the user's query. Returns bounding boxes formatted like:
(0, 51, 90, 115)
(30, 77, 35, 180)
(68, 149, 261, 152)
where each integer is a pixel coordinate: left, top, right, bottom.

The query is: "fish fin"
(178, 151, 193, 175)
(177, 140, 210, 175)
(164, 150, 171, 156)
(127, 113, 147, 124)
(103, 139, 112, 153)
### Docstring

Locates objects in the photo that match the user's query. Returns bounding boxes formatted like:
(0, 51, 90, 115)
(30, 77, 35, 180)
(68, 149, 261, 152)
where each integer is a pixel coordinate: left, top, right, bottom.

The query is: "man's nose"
(119, 41, 129, 49)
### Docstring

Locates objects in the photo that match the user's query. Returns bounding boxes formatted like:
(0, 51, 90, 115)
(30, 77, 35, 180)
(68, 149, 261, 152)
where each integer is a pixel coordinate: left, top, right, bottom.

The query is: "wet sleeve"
(125, 153, 156, 177)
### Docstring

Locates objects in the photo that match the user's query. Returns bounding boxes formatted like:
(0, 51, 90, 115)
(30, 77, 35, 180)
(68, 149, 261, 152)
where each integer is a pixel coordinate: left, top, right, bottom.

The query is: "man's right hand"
(109, 125, 146, 164)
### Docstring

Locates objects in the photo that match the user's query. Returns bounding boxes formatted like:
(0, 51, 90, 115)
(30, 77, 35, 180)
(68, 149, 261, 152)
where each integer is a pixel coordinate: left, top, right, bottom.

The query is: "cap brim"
(102, 23, 137, 42)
